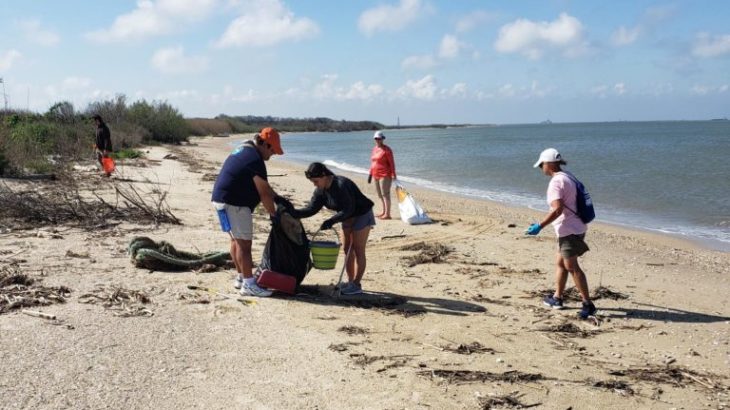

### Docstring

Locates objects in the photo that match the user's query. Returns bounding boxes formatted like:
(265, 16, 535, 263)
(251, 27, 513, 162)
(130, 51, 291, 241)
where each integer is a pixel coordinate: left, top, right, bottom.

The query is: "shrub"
(112, 148, 144, 159)
(186, 118, 233, 136)
(128, 100, 189, 143)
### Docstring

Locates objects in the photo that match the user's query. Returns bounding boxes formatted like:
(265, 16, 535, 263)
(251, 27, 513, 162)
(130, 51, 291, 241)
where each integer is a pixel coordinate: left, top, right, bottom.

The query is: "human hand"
(367, 175, 372, 184)
(525, 223, 542, 236)
(320, 220, 334, 231)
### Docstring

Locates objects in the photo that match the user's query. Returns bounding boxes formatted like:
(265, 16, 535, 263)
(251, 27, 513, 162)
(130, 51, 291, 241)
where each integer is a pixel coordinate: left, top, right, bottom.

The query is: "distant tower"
(397, 116, 400, 127)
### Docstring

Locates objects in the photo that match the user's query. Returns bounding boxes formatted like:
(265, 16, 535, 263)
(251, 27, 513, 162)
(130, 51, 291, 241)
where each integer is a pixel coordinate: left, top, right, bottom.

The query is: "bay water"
(267, 121, 729, 251)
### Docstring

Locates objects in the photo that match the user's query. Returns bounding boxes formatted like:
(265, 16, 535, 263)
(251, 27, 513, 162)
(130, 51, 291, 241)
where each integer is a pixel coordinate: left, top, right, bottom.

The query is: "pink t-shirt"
(546, 171, 587, 238)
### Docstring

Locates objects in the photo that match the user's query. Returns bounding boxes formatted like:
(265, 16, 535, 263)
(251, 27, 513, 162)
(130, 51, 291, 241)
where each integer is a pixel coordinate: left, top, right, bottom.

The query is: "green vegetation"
(187, 115, 384, 136)
(111, 148, 144, 159)
(0, 95, 188, 176)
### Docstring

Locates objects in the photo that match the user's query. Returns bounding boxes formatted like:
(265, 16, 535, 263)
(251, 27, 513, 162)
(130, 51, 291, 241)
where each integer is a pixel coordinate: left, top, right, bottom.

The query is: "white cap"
(373, 131, 385, 140)
(533, 148, 564, 168)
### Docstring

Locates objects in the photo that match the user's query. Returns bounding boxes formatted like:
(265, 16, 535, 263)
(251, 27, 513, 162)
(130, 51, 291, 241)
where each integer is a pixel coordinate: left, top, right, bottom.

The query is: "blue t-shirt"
(211, 144, 267, 209)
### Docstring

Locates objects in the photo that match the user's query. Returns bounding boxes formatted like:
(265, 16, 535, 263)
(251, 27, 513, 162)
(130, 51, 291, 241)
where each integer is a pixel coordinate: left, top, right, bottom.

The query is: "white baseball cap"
(533, 148, 565, 168)
(373, 131, 385, 140)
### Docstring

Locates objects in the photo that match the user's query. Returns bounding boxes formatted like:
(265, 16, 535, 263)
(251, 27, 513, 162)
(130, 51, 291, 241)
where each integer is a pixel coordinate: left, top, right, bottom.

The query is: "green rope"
(128, 236, 230, 271)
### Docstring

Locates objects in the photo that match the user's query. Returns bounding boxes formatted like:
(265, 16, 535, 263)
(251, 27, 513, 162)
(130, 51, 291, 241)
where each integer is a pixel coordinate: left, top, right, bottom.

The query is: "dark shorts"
(558, 233, 590, 258)
(342, 210, 376, 231)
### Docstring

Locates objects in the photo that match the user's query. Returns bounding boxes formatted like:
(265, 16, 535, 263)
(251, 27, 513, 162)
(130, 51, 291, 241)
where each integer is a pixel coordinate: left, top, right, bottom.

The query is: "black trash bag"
(258, 201, 312, 285)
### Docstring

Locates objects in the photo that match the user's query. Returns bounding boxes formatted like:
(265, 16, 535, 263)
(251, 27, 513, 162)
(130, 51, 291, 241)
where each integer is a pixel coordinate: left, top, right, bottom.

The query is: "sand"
(1, 134, 729, 410)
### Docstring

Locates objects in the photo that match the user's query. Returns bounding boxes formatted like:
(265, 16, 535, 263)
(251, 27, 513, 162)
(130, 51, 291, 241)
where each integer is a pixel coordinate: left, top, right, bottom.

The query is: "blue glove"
(525, 223, 542, 236)
(320, 219, 334, 231)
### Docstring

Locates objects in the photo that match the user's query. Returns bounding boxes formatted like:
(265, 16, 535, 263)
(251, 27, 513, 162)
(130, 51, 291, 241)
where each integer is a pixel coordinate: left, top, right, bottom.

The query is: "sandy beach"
(2, 134, 729, 410)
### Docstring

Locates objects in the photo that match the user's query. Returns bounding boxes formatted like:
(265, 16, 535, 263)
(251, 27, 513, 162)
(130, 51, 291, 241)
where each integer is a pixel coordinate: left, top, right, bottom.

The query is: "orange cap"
(259, 127, 283, 155)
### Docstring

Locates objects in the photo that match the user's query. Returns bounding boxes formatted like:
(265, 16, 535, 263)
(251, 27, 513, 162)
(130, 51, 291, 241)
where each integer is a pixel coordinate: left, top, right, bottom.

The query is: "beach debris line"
(0, 173, 180, 228)
(440, 341, 498, 355)
(591, 379, 635, 396)
(607, 364, 727, 392)
(399, 241, 453, 267)
(128, 237, 231, 271)
(535, 322, 600, 338)
(478, 392, 541, 409)
(0, 264, 71, 314)
(523, 285, 628, 301)
(79, 285, 153, 317)
(419, 369, 545, 384)
(338, 325, 369, 335)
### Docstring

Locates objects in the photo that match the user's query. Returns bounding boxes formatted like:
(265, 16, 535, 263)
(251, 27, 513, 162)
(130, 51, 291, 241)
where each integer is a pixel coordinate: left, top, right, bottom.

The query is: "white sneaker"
(233, 275, 243, 289)
(240, 282, 273, 297)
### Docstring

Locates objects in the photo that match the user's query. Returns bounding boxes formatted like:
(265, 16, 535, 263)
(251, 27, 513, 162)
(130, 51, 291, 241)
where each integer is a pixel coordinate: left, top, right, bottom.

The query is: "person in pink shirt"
(368, 131, 397, 219)
(525, 148, 596, 319)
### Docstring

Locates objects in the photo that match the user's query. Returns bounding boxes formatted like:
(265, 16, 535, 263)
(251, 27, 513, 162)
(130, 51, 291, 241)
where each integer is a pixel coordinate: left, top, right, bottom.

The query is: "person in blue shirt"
(211, 127, 284, 297)
(289, 162, 375, 295)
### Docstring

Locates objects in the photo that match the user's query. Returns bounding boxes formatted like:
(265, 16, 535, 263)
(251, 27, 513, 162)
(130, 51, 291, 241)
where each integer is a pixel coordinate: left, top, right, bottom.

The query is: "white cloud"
(215, 0, 319, 47)
(443, 82, 467, 98)
(438, 34, 464, 59)
(151, 46, 209, 74)
(0, 49, 22, 71)
(498, 84, 515, 97)
(494, 13, 588, 60)
(611, 26, 641, 46)
(455, 10, 495, 33)
(358, 0, 430, 36)
(396, 75, 437, 100)
(87, 0, 219, 43)
(401, 54, 437, 70)
(62, 77, 92, 90)
(692, 33, 730, 58)
(589, 83, 628, 97)
(155, 89, 199, 100)
(309, 74, 383, 101)
(19, 19, 60, 46)
(614, 82, 627, 95)
(691, 84, 729, 95)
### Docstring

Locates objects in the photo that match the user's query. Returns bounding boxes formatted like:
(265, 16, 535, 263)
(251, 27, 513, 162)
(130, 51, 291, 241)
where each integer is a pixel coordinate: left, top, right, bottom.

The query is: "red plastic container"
(256, 269, 296, 295)
(102, 157, 116, 174)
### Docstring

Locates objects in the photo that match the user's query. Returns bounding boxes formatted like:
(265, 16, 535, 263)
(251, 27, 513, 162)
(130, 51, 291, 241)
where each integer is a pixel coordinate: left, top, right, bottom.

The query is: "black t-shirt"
(290, 175, 374, 225)
(211, 144, 267, 209)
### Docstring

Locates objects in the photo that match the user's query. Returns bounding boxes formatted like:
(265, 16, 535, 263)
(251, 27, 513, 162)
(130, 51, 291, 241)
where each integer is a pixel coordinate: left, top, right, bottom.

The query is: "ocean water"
(268, 121, 730, 251)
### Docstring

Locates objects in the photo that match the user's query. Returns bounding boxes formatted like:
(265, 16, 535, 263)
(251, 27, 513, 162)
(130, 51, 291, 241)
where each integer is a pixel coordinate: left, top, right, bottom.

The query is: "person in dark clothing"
(289, 162, 375, 295)
(211, 127, 284, 297)
(93, 114, 112, 176)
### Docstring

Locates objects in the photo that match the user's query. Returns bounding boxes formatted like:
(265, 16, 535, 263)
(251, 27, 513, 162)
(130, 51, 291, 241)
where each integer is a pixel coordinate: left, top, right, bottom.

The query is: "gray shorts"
(558, 233, 589, 258)
(225, 204, 254, 240)
(342, 210, 376, 232)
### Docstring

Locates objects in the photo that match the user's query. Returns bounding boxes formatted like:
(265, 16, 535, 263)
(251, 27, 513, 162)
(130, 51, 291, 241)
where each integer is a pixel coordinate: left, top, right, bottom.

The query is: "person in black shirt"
(290, 163, 375, 295)
(93, 114, 112, 176)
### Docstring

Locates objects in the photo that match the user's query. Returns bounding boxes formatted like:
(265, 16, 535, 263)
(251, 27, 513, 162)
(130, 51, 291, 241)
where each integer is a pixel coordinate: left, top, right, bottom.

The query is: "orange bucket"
(101, 157, 116, 174)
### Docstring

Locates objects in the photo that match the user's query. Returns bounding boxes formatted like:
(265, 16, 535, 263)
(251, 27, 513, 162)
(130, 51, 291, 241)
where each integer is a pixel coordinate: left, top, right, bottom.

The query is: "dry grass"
(0, 265, 71, 314)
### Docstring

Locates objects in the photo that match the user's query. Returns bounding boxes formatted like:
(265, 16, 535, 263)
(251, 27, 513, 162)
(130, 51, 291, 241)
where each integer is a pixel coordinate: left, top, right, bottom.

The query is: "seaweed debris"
(399, 242, 452, 267)
(478, 393, 541, 409)
(419, 369, 544, 384)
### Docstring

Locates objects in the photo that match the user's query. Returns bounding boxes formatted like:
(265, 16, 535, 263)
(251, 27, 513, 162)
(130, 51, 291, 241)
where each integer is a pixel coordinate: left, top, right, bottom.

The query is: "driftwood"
(21, 309, 57, 320)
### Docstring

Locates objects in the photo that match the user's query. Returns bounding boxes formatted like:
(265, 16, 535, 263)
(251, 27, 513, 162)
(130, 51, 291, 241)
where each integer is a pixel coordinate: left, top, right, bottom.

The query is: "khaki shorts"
(558, 233, 589, 258)
(374, 177, 393, 199)
(225, 204, 254, 240)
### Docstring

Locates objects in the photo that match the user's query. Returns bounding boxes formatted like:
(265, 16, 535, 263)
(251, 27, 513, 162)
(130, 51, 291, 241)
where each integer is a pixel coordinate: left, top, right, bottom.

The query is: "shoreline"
(212, 134, 718, 254)
(219, 133, 730, 253)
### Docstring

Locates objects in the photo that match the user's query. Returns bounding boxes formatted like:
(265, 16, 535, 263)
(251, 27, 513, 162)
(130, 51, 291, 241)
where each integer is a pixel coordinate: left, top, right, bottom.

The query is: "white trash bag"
(394, 181, 432, 225)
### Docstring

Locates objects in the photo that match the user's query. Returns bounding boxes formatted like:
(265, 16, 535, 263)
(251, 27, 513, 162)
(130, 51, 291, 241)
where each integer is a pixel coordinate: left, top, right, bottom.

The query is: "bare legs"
(374, 177, 392, 219)
(230, 238, 254, 279)
(341, 226, 371, 284)
(553, 252, 591, 302)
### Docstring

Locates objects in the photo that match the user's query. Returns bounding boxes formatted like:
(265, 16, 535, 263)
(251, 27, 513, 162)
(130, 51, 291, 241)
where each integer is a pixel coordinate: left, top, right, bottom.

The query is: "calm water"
(270, 121, 730, 251)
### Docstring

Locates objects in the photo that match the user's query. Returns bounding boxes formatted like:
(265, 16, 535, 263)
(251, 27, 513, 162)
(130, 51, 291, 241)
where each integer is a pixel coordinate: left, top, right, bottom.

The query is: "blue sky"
(1, 0, 729, 125)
